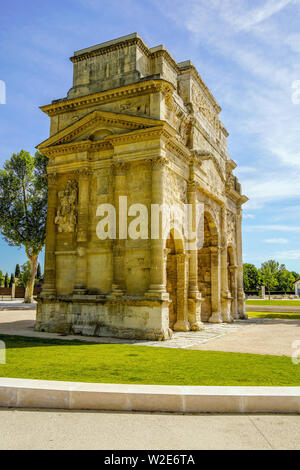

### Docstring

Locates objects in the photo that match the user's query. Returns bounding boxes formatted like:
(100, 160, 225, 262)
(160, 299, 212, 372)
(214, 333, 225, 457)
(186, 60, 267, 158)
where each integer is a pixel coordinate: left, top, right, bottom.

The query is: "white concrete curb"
(0, 378, 300, 413)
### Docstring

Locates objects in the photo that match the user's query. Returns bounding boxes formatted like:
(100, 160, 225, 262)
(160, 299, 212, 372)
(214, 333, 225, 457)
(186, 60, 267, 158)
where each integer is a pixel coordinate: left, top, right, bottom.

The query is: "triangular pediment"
(38, 109, 163, 150)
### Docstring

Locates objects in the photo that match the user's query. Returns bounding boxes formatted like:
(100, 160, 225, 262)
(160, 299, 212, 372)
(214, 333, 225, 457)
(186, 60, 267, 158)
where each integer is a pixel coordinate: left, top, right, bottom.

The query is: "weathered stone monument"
(36, 33, 248, 340)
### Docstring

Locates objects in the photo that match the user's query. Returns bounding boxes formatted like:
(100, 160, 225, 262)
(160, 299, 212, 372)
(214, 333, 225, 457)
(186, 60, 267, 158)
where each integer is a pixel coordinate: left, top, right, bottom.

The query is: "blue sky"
(0, 0, 300, 275)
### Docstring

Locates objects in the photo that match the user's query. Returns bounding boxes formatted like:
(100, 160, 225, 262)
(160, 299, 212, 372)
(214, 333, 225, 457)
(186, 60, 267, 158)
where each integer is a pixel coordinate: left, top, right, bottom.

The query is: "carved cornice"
(40, 80, 175, 117)
(70, 36, 152, 63)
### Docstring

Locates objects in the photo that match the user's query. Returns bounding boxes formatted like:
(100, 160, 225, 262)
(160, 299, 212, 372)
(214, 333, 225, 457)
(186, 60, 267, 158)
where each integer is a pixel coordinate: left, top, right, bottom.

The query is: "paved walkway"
(0, 309, 251, 347)
(0, 408, 299, 449)
(0, 310, 300, 356)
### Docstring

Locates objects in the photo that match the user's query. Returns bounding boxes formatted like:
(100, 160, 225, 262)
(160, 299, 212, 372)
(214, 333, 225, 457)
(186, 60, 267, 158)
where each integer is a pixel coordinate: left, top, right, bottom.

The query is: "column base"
(190, 321, 205, 331)
(145, 285, 169, 301)
(173, 320, 190, 332)
(40, 288, 57, 299)
(109, 284, 125, 298)
(73, 286, 88, 295)
(209, 312, 223, 323)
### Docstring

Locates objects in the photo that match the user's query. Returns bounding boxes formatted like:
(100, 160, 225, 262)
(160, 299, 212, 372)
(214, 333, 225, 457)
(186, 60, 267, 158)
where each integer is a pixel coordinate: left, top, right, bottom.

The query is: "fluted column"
(110, 161, 128, 296)
(229, 265, 238, 319)
(187, 179, 203, 330)
(73, 168, 90, 294)
(209, 246, 222, 323)
(220, 207, 232, 323)
(146, 157, 169, 300)
(236, 207, 247, 318)
(41, 172, 57, 299)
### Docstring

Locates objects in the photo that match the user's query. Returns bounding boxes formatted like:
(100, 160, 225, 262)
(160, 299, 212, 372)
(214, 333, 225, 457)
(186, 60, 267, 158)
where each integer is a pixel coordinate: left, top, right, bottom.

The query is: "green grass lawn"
(246, 299, 300, 306)
(0, 334, 299, 386)
(247, 311, 300, 320)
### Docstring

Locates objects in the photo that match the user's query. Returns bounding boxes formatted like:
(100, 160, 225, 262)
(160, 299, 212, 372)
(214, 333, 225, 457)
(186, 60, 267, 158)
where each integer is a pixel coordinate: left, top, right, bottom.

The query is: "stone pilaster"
(41, 172, 58, 298)
(173, 253, 190, 331)
(220, 206, 232, 323)
(209, 246, 222, 323)
(73, 167, 90, 294)
(236, 207, 247, 319)
(187, 178, 203, 331)
(146, 157, 169, 300)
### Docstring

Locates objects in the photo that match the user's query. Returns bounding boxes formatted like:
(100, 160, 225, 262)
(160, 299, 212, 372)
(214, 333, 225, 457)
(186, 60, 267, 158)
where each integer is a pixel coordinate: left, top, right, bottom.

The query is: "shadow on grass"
(0, 334, 97, 349)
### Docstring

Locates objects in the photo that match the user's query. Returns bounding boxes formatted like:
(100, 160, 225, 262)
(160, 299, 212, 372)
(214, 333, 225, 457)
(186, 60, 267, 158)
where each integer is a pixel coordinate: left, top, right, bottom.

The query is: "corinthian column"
(41, 172, 58, 299)
(111, 161, 128, 296)
(187, 178, 203, 330)
(146, 157, 169, 300)
(220, 206, 232, 323)
(236, 207, 247, 318)
(73, 168, 90, 295)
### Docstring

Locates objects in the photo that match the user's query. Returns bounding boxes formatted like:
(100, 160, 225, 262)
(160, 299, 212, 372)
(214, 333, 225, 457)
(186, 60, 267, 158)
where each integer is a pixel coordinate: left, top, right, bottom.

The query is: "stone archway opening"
(198, 211, 219, 322)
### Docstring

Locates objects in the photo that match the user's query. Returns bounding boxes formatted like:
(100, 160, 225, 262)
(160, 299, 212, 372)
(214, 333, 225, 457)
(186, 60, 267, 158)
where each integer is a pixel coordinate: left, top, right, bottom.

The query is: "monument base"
(36, 296, 171, 341)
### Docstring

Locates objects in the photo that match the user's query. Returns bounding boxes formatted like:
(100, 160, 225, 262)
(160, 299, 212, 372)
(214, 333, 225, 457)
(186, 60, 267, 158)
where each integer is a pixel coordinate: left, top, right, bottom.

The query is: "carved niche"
(55, 179, 78, 233)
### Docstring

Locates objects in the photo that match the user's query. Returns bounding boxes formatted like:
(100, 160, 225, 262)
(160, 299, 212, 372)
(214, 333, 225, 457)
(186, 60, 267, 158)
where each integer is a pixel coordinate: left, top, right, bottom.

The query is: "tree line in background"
(0, 262, 42, 288)
(243, 260, 299, 296)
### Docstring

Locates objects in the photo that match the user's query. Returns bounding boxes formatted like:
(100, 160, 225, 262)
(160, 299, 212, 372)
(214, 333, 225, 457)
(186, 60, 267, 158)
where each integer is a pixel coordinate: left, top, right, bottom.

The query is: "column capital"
(187, 180, 197, 192)
(112, 160, 129, 175)
(150, 157, 168, 170)
(75, 167, 92, 180)
(47, 172, 58, 188)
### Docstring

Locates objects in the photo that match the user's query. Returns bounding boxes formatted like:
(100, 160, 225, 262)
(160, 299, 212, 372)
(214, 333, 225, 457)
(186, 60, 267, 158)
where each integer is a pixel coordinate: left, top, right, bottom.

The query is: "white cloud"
(264, 238, 288, 244)
(276, 250, 300, 259)
(221, 0, 295, 32)
(246, 225, 300, 232)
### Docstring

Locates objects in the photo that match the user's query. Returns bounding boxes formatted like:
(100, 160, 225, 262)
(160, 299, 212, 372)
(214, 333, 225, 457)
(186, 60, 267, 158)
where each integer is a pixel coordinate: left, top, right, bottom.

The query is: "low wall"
(0, 378, 300, 413)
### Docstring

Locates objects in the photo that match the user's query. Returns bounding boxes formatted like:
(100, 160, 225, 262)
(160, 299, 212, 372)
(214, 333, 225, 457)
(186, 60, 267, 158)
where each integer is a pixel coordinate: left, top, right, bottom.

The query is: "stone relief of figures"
(226, 210, 236, 245)
(55, 179, 78, 233)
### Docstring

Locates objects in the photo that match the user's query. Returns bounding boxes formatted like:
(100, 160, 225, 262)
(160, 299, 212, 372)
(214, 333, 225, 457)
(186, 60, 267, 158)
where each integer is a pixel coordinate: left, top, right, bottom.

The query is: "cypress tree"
(4, 273, 8, 288)
(15, 264, 21, 278)
(9, 274, 15, 287)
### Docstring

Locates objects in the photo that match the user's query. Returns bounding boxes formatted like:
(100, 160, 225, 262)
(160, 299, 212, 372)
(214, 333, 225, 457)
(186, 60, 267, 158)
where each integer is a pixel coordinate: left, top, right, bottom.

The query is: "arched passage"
(197, 210, 222, 322)
(166, 229, 189, 331)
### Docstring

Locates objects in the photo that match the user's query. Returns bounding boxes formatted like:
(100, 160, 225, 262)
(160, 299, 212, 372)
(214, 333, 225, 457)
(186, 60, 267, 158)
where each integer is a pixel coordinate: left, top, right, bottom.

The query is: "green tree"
(0, 270, 3, 287)
(15, 263, 21, 278)
(260, 261, 278, 298)
(4, 273, 8, 288)
(36, 262, 42, 280)
(19, 262, 31, 289)
(243, 264, 261, 291)
(0, 150, 48, 302)
(277, 269, 295, 294)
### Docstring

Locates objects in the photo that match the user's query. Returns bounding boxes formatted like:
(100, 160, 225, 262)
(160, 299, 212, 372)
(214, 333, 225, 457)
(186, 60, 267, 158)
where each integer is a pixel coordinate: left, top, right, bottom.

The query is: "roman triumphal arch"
(36, 33, 248, 340)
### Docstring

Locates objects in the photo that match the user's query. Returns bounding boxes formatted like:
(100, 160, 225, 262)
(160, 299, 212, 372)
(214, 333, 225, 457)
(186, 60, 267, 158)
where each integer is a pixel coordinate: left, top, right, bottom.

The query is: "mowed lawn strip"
(247, 311, 300, 320)
(246, 300, 300, 306)
(0, 334, 299, 387)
